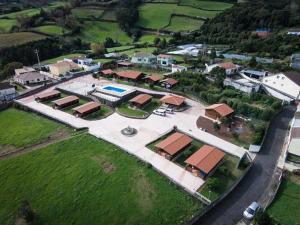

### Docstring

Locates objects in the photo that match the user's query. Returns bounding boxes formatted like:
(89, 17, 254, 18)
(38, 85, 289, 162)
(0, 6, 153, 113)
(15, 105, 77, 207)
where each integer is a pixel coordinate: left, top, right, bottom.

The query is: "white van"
(153, 108, 166, 116)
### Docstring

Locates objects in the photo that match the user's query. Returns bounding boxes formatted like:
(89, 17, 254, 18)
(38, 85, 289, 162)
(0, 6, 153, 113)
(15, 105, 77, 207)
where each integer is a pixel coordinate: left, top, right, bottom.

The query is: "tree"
(1, 62, 23, 80)
(253, 212, 273, 225)
(210, 48, 217, 59)
(210, 67, 226, 88)
(90, 43, 106, 56)
(158, 38, 167, 49)
(153, 37, 161, 47)
(249, 56, 257, 67)
(16, 200, 35, 224)
(213, 122, 220, 132)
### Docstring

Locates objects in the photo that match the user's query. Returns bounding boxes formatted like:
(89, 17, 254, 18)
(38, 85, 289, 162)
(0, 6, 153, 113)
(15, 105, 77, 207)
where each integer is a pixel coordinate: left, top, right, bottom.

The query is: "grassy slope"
(0, 134, 203, 225)
(0, 32, 46, 48)
(179, 0, 233, 10)
(137, 3, 217, 29)
(33, 25, 65, 36)
(0, 19, 17, 33)
(72, 7, 104, 19)
(165, 16, 204, 32)
(267, 178, 300, 225)
(79, 21, 132, 44)
(0, 108, 67, 148)
(138, 33, 171, 43)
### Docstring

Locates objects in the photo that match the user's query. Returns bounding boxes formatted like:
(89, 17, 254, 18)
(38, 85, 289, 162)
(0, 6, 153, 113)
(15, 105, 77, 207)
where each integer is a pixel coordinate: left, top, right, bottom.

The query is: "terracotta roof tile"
(36, 90, 60, 99)
(101, 69, 114, 75)
(73, 101, 101, 114)
(218, 62, 237, 70)
(116, 70, 143, 80)
(160, 94, 185, 106)
(52, 95, 79, 106)
(206, 103, 234, 117)
(147, 75, 161, 82)
(129, 94, 152, 105)
(163, 78, 178, 86)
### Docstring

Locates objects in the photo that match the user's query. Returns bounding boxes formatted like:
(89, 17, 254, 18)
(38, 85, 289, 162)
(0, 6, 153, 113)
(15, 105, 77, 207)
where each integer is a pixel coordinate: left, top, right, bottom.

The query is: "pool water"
(103, 86, 126, 93)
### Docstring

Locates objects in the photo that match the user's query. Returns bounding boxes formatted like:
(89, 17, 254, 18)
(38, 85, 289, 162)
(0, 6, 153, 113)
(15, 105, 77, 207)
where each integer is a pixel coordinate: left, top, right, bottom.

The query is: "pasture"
(138, 33, 171, 43)
(33, 25, 65, 36)
(0, 32, 46, 48)
(137, 3, 217, 29)
(0, 133, 203, 225)
(0, 19, 17, 33)
(165, 16, 204, 32)
(72, 7, 104, 19)
(41, 53, 84, 64)
(101, 9, 117, 21)
(179, 0, 233, 10)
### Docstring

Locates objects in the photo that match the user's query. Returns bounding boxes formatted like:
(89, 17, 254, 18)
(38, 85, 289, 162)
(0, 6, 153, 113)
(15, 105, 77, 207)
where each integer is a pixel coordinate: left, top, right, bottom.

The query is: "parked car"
(153, 109, 166, 116)
(243, 202, 261, 220)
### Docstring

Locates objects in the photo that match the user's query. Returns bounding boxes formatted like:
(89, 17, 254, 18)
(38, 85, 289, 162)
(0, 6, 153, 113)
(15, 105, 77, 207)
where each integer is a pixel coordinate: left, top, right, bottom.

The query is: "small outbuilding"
(160, 94, 185, 109)
(205, 103, 234, 120)
(144, 75, 161, 84)
(100, 69, 115, 77)
(129, 94, 152, 108)
(35, 90, 61, 102)
(185, 145, 225, 178)
(52, 95, 79, 109)
(115, 70, 143, 82)
(155, 132, 193, 159)
(73, 101, 101, 117)
(160, 78, 178, 89)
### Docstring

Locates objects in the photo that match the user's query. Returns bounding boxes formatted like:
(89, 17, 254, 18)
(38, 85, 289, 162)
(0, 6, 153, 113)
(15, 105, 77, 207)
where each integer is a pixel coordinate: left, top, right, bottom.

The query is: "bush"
(207, 177, 223, 192)
(16, 200, 35, 223)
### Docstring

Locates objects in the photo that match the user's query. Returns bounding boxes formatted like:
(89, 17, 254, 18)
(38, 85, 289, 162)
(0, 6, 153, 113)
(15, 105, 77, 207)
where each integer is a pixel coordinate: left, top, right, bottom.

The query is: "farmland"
(179, 0, 233, 10)
(33, 25, 65, 36)
(0, 32, 47, 48)
(165, 16, 204, 32)
(71, 7, 104, 19)
(0, 19, 17, 33)
(0, 132, 203, 225)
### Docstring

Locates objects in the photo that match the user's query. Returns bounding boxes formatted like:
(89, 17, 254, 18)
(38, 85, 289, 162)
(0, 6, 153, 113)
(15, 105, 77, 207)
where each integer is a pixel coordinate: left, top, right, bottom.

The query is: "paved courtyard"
(16, 75, 247, 194)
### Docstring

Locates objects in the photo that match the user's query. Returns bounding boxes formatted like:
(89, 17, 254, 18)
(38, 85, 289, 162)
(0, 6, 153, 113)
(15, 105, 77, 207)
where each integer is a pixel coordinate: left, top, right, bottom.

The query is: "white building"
(240, 69, 269, 81)
(131, 52, 157, 65)
(262, 72, 300, 101)
(14, 71, 49, 85)
(171, 64, 188, 73)
(224, 78, 260, 94)
(0, 82, 17, 101)
(64, 57, 100, 72)
(14, 67, 35, 76)
(287, 29, 300, 36)
(157, 54, 175, 67)
(290, 53, 300, 70)
(205, 62, 239, 75)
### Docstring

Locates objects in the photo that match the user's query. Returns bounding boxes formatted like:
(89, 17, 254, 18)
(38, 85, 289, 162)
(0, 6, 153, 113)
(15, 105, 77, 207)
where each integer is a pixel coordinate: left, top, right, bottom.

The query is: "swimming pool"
(103, 85, 126, 93)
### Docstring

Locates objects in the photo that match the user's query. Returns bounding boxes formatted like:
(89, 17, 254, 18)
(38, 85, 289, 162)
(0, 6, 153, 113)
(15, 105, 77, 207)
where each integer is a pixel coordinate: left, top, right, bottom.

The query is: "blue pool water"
(103, 86, 126, 93)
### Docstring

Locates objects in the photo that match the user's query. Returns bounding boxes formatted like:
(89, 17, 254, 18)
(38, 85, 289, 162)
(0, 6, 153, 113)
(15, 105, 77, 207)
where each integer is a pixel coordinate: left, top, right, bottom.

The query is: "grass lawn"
(107, 45, 135, 53)
(79, 21, 132, 45)
(137, 3, 218, 29)
(199, 155, 247, 202)
(0, 133, 203, 225)
(33, 25, 65, 36)
(72, 7, 104, 19)
(0, 108, 69, 150)
(138, 33, 171, 44)
(179, 0, 233, 10)
(101, 9, 117, 21)
(0, 19, 17, 33)
(117, 102, 148, 118)
(267, 176, 300, 225)
(117, 47, 157, 56)
(165, 16, 204, 32)
(41, 53, 84, 64)
(0, 32, 47, 48)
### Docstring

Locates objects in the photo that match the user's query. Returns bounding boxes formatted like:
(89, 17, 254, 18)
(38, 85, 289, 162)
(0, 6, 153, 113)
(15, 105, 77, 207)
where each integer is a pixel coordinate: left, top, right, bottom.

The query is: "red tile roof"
(129, 94, 152, 105)
(218, 62, 237, 70)
(36, 90, 60, 99)
(160, 94, 185, 106)
(52, 95, 79, 106)
(147, 75, 161, 82)
(155, 132, 193, 156)
(185, 145, 225, 174)
(163, 78, 178, 86)
(206, 103, 234, 117)
(101, 69, 114, 75)
(73, 102, 101, 114)
(116, 70, 143, 80)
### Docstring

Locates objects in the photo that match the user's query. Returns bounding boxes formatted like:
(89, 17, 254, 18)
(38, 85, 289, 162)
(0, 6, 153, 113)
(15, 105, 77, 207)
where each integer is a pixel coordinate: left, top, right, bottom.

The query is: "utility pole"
(34, 49, 41, 71)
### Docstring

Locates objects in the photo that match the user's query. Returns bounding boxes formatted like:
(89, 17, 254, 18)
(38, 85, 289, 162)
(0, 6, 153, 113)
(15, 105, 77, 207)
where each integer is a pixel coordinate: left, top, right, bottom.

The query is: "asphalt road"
(194, 105, 296, 225)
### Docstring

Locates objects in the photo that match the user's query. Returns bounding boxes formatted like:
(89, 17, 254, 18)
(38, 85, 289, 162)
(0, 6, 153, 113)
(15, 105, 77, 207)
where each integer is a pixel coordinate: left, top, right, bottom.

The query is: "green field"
(0, 19, 17, 33)
(41, 53, 84, 64)
(137, 3, 217, 29)
(116, 47, 157, 56)
(138, 33, 171, 43)
(33, 25, 65, 36)
(267, 177, 300, 225)
(165, 16, 204, 32)
(179, 0, 233, 10)
(101, 9, 117, 21)
(72, 7, 104, 19)
(0, 32, 47, 48)
(79, 21, 132, 44)
(0, 133, 203, 225)
(0, 108, 68, 150)
(107, 45, 135, 53)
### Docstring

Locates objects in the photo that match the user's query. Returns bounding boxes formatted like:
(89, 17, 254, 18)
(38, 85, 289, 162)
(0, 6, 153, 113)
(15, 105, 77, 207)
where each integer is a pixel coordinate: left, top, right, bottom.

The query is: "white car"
(159, 107, 174, 114)
(243, 202, 261, 220)
(153, 109, 166, 116)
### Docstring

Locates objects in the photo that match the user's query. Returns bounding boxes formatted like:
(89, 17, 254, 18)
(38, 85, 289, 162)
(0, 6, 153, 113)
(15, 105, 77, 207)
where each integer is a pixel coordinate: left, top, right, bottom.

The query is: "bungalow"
(73, 101, 101, 117)
(14, 71, 49, 85)
(14, 67, 35, 76)
(52, 95, 79, 109)
(35, 90, 61, 102)
(160, 94, 185, 109)
(0, 82, 17, 101)
(171, 64, 188, 73)
(131, 52, 157, 65)
(144, 75, 161, 84)
(205, 103, 234, 120)
(155, 132, 193, 159)
(160, 78, 178, 89)
(129, 94, 152, 108)
(100, 69, 115, 77)
(115, 70, 144, 82)
(185, 145, 225, 178)
(49, 61, 79, 77)
(287, 28, 300, 36)
(157, 54, 175, 67)
(205, 62, 239, 75)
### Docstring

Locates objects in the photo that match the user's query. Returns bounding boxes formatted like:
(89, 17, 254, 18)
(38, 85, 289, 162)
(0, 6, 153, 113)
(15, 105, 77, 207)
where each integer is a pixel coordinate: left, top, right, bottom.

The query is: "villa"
(205, 62, 239, 75)
(64, 57, 101, 72)
(131, 52, 157, 65)
(157, 54, 176, 67)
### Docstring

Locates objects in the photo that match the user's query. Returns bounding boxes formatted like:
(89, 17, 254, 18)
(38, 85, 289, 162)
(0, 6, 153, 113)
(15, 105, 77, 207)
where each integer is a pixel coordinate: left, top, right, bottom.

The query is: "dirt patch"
(91, 155, 115, 174)
(0, 144, 17, 154)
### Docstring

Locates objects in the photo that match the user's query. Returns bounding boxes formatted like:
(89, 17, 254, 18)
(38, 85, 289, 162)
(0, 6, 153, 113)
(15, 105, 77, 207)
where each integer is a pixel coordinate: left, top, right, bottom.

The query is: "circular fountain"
(121, 126, 137, 137)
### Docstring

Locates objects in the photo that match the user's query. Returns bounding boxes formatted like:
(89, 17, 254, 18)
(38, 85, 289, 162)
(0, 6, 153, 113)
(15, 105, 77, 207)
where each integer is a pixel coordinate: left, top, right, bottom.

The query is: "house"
(131, 52, 157, 65)
(240, 69, 269, 81)
(14, 71, 49, 85)
(157, 54, 175, 67)
(262, 72, 300, 101)
(254, 28, 270, 38)
(49, 61, 79, 77)
(144, 75, 161, 84)
(224, 78, 260, 94)
(171, 64, 188, 73)
(73, 101, 101, 117)
(0, 82, 17, 101)
(160, 94, 185, 109)
(100, 69, 115, 77)
(52, 95, 79, 109)
(115, 70, 144, 82)
(64, 57, 101, 72)
(160, 78, 178, 89)
(14, 67, 35, 76)
(205, 103, 234, 120)
(35, 90, 61, 102)
(185, 145, 225, 178)
(205, 62, 239, 75)
(129, 94, 152, 108)
(287, 28, 300, 36)
(290, 53, 300, 70)
(155, 132, 193, 159)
